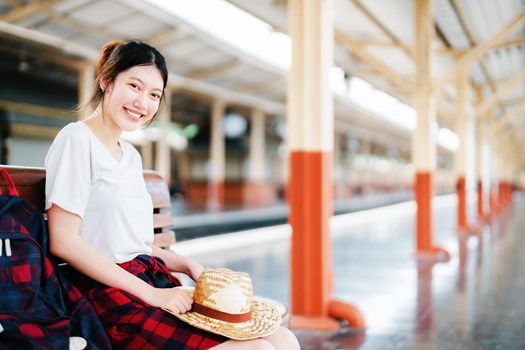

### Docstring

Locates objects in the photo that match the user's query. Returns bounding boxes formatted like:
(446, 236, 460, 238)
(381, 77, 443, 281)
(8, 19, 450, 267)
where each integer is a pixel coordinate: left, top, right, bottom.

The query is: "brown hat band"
(192, 302, 252, 323)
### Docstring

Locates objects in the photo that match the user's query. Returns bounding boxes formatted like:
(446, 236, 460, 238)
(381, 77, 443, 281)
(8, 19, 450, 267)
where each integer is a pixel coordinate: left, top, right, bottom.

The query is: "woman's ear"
(99, 77, 109, 92)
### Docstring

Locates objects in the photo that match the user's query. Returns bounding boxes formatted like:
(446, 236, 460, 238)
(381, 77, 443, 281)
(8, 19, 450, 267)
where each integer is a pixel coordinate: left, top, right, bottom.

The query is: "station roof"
(0, 0, 523, 161)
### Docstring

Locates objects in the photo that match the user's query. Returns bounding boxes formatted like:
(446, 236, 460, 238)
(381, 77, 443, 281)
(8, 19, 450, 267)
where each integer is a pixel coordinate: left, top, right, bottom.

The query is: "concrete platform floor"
(173, 194, 525, 349)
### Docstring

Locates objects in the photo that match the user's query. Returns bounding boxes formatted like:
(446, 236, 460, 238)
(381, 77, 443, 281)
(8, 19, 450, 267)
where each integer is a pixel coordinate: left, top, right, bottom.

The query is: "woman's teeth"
(125, 108, 142, 120)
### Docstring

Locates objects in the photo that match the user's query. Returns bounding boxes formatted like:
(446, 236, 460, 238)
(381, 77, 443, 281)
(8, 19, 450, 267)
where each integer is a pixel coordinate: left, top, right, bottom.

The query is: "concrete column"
(142, 141, 153, 170)
(178, 152, 190, 190)
(208, 100, 226, 210)
(361, 140, 372, 195)
(412, 0, 447, 258)
(475, 85, 490, 221)
(499, 151, 507, 209)
(245, 109, 268, 206)
(489, 129, 500, 214)
(78, 63, 95, 119)
(454, 67, 470, 230)
(500, 149, 512, 209)
(476, 118, 490, 220)
(155, 87, 171, 182)
(287, 0, 363, 330)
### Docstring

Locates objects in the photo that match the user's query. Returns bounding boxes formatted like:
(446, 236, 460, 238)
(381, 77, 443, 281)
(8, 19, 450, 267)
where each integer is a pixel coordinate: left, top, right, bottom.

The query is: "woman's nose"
(133, 92, 148, 110)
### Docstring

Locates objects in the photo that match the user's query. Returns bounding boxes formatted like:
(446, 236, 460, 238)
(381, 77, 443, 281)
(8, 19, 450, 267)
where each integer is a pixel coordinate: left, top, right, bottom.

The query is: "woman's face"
(103, 64, 164, 132)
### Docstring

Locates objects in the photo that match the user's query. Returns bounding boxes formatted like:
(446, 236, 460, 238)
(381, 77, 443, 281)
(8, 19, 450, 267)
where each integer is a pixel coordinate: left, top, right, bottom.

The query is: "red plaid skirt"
(70, 255, 227, 350)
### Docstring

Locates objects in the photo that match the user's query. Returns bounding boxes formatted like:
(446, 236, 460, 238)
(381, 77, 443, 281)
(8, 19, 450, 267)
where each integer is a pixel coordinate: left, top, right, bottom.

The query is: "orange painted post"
(477, 180, 484, 219)
(489, 129, 501, 216)
(499, 182, 505, 210)
(491, 184, 499, 215)
(207, 181, 224, 210)
(415, 172, 433, 252)
(412, 0, 449, 259)
(289, 152, 340, 328)
(457, 177, 467, 229)
(287, 0, 364, 330)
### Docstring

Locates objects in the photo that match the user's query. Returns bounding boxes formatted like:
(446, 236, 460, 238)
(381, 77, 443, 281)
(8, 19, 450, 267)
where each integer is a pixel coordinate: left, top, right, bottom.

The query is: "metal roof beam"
(168, 73, 285, 115)
(493, 99, 525, 132)
(147, 27, 187, 46)
(0, 20, 98, 61)
(0, 21, 285, 116)
(335, 29, 413, 92)
(450, 0, 504, 114)
(0, 0, 62, 23)
(494, 35, 525, 49)
(238, 76, 284, 94)
(188, 59, 240, 80)
(350, 0, 413, 59)
(476, 68, 525, 117)
(433, 9, 525, 93)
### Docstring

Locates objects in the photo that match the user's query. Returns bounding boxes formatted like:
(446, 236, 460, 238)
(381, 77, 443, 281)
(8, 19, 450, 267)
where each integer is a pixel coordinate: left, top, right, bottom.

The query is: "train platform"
(170, 190, 414, 239)
(170, 193, 525, 350)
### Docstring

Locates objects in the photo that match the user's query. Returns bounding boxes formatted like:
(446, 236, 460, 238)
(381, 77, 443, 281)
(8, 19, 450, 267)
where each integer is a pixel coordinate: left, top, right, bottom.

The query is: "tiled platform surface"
(176, 194, 525, 350)
(171, 191, 413, 233)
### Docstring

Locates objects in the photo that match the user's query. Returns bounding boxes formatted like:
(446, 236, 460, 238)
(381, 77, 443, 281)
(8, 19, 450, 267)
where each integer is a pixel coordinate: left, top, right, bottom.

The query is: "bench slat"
(152, 230, 176, 248)
(153, 212, 173, 229)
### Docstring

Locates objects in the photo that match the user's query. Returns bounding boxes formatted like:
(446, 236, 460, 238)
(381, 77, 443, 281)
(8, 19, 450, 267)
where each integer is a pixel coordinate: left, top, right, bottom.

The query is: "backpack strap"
(0, 168, 20, 196)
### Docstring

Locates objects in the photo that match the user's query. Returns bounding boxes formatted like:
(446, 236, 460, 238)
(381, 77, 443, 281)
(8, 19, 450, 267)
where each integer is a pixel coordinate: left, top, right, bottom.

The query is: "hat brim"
(162, 287, 281, 340)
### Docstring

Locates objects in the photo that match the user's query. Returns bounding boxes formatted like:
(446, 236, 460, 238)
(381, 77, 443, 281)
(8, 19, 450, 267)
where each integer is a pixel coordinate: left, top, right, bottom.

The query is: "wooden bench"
(0, 165, 290, 327)
(0, 165, 176, 249)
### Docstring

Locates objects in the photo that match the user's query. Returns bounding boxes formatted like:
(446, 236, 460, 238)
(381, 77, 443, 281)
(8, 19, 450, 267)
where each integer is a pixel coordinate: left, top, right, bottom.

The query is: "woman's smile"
(123, 107, 144, 122)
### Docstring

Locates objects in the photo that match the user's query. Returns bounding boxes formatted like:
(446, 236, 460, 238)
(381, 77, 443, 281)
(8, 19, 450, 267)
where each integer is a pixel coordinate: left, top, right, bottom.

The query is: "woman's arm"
(48, 204, 193, 313)
(151, 245, 204, 281)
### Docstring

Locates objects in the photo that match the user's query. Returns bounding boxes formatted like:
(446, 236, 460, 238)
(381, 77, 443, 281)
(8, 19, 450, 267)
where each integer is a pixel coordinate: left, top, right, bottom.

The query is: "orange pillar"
(412, 0, 449, 258)
(499, 182, 505, 209)
(287, 0, 364, 330)
(457, 177, 467, 229)
(477, 180, 484, 219)
(415, 172, 434, 252)
(208, 100, 225, 211)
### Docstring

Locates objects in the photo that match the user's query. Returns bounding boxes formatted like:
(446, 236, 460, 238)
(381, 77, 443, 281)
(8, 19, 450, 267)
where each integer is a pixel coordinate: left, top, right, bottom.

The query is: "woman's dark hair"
(82, 40, 168, 119)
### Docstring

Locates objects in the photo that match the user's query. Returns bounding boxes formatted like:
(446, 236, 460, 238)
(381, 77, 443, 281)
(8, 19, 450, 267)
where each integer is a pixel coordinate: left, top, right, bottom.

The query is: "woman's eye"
(129, 83, 139, 90)
(151, 93, 161, 100)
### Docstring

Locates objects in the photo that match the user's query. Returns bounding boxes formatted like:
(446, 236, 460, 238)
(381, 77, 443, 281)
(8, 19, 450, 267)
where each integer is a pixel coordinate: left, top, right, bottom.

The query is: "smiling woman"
(44, 40, 299, 350)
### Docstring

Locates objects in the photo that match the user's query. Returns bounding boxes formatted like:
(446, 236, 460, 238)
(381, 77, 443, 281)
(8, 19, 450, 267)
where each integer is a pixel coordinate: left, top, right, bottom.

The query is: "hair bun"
(98, 40, 124, 72)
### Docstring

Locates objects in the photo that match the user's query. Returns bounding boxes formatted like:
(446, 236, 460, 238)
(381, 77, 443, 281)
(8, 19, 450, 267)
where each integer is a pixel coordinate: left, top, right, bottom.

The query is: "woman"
(45, 40, 299, 350)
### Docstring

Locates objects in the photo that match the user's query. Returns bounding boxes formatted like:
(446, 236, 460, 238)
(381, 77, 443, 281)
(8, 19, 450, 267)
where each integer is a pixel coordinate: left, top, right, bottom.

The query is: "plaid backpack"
(0, 168, 111, 350)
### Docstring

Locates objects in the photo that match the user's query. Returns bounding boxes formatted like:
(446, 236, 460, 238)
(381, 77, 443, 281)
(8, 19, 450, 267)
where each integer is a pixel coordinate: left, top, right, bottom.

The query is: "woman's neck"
(84, 107, 122, 149)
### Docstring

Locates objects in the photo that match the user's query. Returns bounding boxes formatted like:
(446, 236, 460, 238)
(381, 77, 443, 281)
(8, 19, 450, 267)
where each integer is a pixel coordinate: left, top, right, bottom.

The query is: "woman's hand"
(150, 246, 203, 281)
(144, 286, 193, 314)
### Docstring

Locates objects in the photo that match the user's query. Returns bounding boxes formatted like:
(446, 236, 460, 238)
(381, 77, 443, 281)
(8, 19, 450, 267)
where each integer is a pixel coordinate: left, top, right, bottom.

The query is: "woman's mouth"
(124, 107, 143, 121)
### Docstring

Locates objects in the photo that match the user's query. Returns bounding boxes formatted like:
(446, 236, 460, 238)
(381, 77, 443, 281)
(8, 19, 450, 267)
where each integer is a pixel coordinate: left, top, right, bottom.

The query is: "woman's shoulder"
(54, 121, 91, 142)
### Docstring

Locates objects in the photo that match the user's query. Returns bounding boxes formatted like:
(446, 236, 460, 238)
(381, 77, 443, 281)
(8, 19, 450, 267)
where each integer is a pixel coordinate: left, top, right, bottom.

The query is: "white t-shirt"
(45, 121, 153, 263)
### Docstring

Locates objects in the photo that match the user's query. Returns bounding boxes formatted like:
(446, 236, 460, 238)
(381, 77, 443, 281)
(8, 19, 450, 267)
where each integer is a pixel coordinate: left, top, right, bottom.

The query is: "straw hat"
(163, 268, 281, 340)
